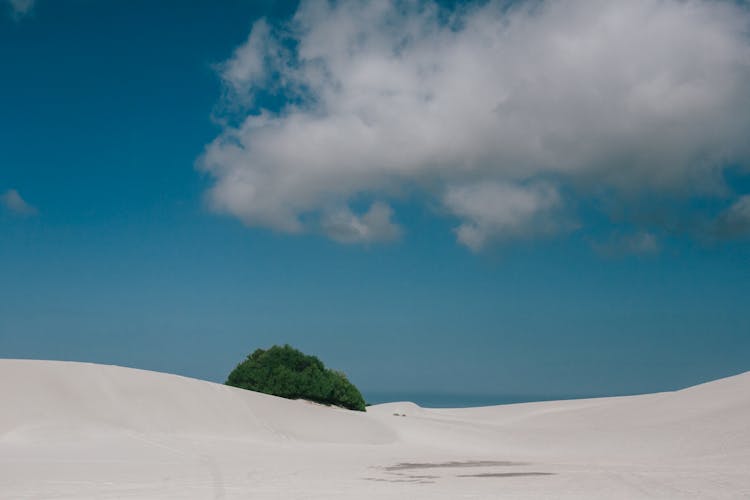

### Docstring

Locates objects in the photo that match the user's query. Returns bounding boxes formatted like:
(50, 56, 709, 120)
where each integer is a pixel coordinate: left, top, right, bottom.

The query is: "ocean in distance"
(364, 392, 606, 408)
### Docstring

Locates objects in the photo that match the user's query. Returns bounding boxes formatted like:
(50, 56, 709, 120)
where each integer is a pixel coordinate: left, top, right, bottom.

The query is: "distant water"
(364, 392, 605, 408)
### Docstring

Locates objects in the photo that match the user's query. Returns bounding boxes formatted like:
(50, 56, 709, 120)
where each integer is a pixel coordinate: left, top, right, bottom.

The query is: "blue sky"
(2, 0, 749, 400)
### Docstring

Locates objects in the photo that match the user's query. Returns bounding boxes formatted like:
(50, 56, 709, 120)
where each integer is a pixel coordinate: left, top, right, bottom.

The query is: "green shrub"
(225, 344, 366, 411)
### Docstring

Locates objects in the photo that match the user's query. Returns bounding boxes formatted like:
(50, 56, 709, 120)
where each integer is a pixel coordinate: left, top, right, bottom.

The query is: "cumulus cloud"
(444, 182, 568, 251)
(6, 0, 35, 20)
(321, 201, 402, 244)
(1, 189, 37, 216)
(199, 0, 750, 250)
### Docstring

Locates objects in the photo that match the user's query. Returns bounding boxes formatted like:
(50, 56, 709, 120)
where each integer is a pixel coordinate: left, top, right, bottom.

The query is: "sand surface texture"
(1, 360, 748, 499)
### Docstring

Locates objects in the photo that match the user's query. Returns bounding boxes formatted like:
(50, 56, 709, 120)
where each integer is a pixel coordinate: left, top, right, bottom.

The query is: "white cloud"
(199, 0, 750, 249)
(1, 189, 37, 216)
(321, 202, 402, 244)
(443, 182, 566, 251)
(7, 0, 35, 20)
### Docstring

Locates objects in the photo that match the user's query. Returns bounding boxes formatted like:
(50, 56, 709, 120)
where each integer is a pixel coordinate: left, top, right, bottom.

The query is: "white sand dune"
(1, 360, 748, 499)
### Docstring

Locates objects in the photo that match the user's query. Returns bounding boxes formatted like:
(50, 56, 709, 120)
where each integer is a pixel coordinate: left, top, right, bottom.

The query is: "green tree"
(225, 344, 366, 411)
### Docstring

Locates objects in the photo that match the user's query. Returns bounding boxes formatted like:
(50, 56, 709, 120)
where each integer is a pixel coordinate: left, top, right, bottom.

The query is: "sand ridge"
(1, 359, 748, 499)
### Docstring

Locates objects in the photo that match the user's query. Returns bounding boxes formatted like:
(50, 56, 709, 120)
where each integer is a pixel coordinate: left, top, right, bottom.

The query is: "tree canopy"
(225, 344, 366, 411)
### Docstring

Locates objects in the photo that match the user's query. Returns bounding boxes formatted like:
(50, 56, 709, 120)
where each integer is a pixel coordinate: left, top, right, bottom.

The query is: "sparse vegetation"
(225, 344, 366, 411)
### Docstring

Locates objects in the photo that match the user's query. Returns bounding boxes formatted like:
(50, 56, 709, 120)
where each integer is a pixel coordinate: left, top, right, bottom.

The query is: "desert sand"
(1, 360, 748, 499)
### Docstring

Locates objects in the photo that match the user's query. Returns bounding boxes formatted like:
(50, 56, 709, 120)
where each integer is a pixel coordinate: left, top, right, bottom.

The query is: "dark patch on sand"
(384, 460, 527, 471)
(366, 460, 551, 485)
(458, 472, 555, 478)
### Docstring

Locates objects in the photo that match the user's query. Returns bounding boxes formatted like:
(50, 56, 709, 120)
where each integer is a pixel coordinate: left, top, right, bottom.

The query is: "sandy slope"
(1, 360, 748, 499)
